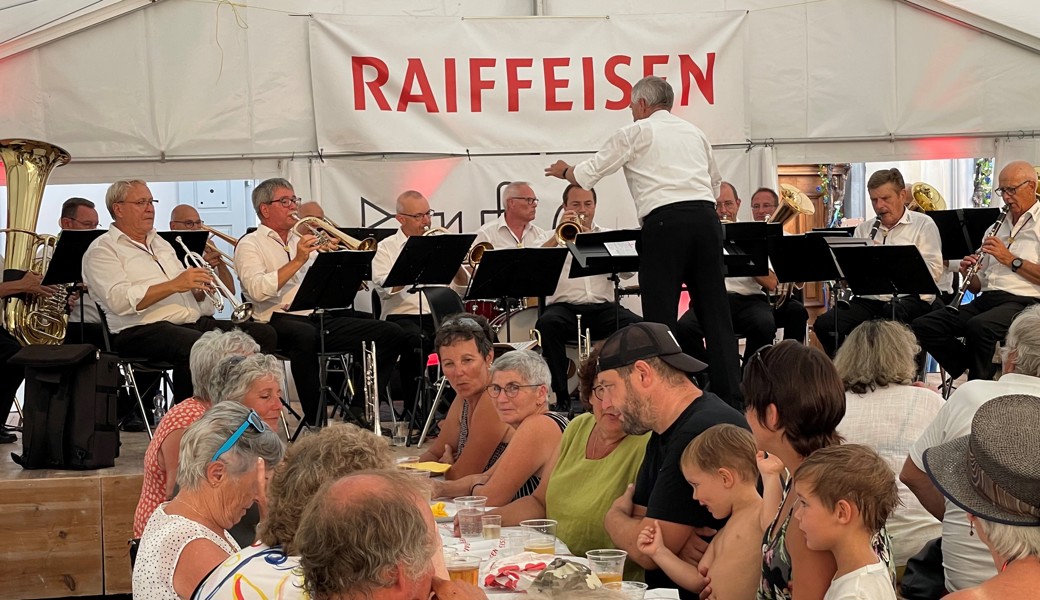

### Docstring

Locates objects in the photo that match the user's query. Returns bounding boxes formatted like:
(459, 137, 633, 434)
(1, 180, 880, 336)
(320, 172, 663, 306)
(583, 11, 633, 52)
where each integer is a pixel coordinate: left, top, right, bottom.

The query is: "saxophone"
(1, 139, 72, 345)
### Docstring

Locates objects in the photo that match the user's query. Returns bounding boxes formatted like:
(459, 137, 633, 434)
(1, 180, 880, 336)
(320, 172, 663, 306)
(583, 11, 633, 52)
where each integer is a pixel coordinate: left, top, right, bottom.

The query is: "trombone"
(200, 225, 238, 270)
(174, 236, 254, 324)
(290, 212, 378, 251)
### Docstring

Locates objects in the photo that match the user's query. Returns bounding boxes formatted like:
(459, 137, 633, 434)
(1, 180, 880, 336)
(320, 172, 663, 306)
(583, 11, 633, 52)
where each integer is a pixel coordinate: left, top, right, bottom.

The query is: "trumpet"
(577, 314, 591, 364)
(947, 205, 1012, 313)
(290, 213, 378, 251)
(556, 214, 585, 246)
(175, 236, 254, 324)
(362, 341, 381, 436)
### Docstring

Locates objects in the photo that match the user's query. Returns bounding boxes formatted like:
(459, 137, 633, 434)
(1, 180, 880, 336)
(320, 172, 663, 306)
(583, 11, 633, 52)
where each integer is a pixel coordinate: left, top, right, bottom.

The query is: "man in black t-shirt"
(598, 322, 749, 599)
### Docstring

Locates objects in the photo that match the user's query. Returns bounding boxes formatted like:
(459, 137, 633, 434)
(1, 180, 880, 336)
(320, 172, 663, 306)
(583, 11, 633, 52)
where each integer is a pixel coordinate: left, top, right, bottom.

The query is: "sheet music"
(604, 240, 638, 257)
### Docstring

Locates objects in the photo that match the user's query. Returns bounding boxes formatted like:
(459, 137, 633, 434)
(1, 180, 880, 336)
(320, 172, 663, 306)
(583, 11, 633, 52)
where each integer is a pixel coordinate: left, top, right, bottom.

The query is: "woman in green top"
(491, 347, 649, 580)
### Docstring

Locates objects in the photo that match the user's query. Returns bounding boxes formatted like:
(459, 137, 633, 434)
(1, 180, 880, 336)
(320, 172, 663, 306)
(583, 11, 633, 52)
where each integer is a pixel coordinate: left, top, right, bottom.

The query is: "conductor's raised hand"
(544, 160, 570, 180)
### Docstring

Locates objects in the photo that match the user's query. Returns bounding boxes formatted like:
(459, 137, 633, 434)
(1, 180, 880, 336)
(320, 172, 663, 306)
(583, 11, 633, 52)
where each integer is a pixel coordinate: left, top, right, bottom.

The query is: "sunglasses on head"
(211, 410, 268, 463)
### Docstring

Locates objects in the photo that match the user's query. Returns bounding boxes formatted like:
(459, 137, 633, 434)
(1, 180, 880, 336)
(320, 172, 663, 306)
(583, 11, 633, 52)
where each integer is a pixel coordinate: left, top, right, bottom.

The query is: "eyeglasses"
(117, 199, 159, 208)
(994, 181, 1032, 198)
(398, 210, 435, 220)
(509, 196, 539, 205)
(265, 195, 301, 207)
(67, 218, 99, 229)
(488, 383, 541, 398)
(592, 383, 616, 401)
(211, 410, 268, 463)
(171, 219, 205, 229)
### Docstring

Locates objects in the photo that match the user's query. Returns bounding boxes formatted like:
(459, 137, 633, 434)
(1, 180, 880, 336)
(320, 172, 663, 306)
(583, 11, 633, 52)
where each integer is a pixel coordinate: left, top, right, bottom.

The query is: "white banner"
(309, 13, 747, 154)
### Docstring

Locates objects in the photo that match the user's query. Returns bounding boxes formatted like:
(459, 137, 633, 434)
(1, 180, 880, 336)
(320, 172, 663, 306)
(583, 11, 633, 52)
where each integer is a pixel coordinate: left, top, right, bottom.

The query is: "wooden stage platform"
(0, 432, 147, 599)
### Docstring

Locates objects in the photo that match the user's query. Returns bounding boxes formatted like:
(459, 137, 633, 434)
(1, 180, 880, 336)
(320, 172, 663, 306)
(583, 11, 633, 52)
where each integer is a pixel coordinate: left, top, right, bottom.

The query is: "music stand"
(831, 245, 940, 319)
(341, 227, 398, 243)
(158, 231, 208, 263)
(466, 248, 568, 340)
(928, 208, 1001, 260)
(41, 230, 106, 343)
(567, 229, 640, 329)
(722, 222, 770, 277)
(383, 233, 475, 441)
(287, 250, 375, 439)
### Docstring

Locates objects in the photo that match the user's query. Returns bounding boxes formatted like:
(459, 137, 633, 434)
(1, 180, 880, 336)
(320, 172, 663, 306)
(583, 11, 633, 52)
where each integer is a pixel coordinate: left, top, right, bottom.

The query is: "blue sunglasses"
(211, 410, 268, 463)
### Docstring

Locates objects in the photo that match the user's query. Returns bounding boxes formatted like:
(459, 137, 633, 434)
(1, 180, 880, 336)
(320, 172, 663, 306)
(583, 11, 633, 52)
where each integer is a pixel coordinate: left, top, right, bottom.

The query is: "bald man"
(913, 160, 1040, 381)
(296, 201, 325, 220)
(169, 204, 236, 295)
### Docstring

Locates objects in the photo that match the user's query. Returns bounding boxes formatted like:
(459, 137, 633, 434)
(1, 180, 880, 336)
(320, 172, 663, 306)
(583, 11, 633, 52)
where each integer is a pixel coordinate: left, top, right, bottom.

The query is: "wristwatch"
(1011, 257, 1024, 272)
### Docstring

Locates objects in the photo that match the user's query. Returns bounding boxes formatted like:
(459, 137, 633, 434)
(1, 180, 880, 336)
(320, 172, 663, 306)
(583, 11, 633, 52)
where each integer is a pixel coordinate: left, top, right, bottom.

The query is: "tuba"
(769, 184, 816, 225)
(908, 182, 946, 212)
(1, 139, 71, 345)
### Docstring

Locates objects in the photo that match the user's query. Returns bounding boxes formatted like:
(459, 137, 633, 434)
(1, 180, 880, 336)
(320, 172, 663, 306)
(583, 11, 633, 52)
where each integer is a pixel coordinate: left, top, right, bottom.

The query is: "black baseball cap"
(597, 322, 708, 374)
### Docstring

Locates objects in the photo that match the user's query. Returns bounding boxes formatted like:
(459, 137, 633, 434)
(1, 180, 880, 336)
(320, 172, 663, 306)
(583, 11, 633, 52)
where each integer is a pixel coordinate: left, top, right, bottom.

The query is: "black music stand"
(287, 250, 375, 440)
(158, 231, 208, 263)
(722, 222, 770, 277)
(466, 247, 568, 340)
(567, 229, 640, 329)
(41, 230, 106, 344)
(341, 227, 398, 243)
(831, 245, 940, 319)
(383, 233, 475, 441)
(928, 208, 1001, 260)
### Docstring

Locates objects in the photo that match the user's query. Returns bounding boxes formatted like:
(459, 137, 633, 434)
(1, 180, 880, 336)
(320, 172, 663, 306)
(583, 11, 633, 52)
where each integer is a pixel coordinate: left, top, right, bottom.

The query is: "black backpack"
(11, 344, 120, 470)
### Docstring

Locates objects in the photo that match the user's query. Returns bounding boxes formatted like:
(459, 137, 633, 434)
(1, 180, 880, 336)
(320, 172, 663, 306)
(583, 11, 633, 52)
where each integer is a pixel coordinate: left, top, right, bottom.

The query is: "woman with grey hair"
(834, 320, 943, 570)
(433, 350, 568, 504)
(133, 401, 284, 600)
(210, 353, 285, 432)
(133, 329, 260, 538)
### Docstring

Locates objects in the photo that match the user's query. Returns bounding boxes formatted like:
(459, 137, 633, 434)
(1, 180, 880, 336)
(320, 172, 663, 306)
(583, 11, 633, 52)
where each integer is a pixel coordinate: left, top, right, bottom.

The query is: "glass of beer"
(455, 496, 487, 540)
(520, 519, 558, 554)
(446, 556, 481, 586)
(586, 549, 627, 584)
(481, 514, 502, 540)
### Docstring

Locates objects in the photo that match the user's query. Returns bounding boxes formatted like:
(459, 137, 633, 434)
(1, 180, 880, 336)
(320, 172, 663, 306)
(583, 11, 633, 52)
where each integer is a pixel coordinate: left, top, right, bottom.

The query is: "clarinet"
(868, 216, 883, 241)
(946, 205, 1012, 313)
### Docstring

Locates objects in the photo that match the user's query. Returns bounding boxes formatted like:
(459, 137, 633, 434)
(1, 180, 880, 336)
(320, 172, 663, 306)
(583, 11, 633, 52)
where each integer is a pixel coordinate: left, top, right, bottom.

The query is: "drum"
(465, 299, 505, 322)
(490, 307, 580, 396)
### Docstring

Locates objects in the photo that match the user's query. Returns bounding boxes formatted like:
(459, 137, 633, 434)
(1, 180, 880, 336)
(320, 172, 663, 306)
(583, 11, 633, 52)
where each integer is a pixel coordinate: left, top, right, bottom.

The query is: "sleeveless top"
(758, 478, 896, 600)
(134, 398, 208, 537)
(192, 542, 304, 600)
(455, 397, 508, 471)
(513, 411, 570, 500)
(132, 503, 240, 600)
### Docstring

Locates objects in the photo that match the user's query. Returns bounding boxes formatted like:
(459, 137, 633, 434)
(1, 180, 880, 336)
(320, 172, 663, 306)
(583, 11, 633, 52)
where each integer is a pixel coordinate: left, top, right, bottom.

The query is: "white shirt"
(908, 373, 1040, 590)
(234, 224, 316, 323)
(573, 110, 722, 220)
(979, 200, 1040, 298)
(472, 215, 549, 249)
(82, 227, 203, 333)
(372, 229, 438, 317)
(837, 385, 943, 566)
(823, 561, 897, 600)
(548, 223, 621, 305)
(853, 209, 944, 301)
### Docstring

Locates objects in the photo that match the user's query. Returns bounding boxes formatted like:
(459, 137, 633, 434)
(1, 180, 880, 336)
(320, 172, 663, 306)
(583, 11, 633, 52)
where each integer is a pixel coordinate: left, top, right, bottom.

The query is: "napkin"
(482, 552, 548, 591)
(400, 461, 451, 474)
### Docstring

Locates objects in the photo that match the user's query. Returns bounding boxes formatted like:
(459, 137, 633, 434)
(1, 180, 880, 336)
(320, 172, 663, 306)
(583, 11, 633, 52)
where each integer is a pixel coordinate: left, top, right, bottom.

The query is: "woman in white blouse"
(834, 320, 943, 572)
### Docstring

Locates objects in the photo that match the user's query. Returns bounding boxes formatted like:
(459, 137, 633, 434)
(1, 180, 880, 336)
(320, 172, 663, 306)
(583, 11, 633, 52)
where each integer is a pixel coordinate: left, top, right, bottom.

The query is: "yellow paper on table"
(430, 502, 449, 518)
(400, 461, 452, 474)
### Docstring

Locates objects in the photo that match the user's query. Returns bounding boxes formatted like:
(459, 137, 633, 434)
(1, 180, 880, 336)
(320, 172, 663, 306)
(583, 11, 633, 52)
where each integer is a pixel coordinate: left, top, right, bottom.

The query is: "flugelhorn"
(175, 236, 254, 324)
(290, 213, 377, 251)
(556, 214, 584, 246)
(947, 205, 1012, 313)
(422, 225, 451, 236)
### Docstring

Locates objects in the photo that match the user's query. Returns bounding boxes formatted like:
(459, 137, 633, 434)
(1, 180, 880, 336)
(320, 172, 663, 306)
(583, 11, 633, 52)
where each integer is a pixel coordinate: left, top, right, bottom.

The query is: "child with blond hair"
(637, 424, 763, 599)
(792, 444, 900, 600)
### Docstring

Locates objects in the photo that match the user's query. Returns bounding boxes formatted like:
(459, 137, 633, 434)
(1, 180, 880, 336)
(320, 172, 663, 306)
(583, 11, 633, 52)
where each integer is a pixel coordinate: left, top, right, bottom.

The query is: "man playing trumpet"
(169, 204, 236, 295)
(83, 180, 276, 403)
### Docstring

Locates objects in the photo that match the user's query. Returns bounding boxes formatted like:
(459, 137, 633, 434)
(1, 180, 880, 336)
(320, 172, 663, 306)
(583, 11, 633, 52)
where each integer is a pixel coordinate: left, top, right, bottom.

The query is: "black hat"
(597, 322, 708, 374)
(923, 394, 1040, 526)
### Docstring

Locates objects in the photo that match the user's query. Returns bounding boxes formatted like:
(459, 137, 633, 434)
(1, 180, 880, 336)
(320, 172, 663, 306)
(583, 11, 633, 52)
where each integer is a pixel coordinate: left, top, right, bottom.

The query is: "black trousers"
(270, 312, 406, 425)
(675, 294, 778, 367)
(535, 301, 643, 406)
(814, 296, 935, 357)
(639, 201, 741, 407)
(912, 291, 1038, 381)
(0, 328, 23, 426)
(773, 297, 809, 344)
(386, 313, 436, 416)
(113, 317, 277, 403)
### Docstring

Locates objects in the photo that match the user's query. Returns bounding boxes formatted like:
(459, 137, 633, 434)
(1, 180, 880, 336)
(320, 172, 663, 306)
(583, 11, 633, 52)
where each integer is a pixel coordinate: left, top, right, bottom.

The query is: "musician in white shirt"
(913, 160, 1040, 381)
(534, 185, 641, 409)
(82, 180, 277, 402)
(471, 181, 550, 249)
(545, 76, 741, 407)
(748, 187, 809, 344)
(372, 190, 468, 416)
(814, 168, 944, 356)
(234, 178, 406, 426)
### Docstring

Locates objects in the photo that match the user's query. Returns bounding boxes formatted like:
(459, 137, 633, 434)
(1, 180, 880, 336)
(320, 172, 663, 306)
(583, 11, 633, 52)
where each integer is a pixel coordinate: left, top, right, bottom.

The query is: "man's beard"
(618, 380, 654, 435)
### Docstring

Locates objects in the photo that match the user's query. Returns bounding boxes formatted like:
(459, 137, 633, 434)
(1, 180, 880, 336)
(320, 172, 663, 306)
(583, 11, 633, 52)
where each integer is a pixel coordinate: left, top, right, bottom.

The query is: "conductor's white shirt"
(852, 209, 944, 302)
(572, 110, 722, 221)
(82, 227, 202, 333)
(235, 224, 315, 323)
(979, 201, 1040, 298)
(472, 215, 549, 249)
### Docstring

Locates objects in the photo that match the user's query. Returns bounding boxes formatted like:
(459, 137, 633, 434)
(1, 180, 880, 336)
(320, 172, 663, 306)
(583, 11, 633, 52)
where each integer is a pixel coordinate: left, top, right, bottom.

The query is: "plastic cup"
(446, 555, 481, 586)
(481, 514, 502, 540)
(502, 531, 526, 557)
(455, 496, 487, 540)
(520, 519, 558, 554)
(393, 422, 409, 446)
(604, 581, 648, 599)
(587, 549, 627, 584)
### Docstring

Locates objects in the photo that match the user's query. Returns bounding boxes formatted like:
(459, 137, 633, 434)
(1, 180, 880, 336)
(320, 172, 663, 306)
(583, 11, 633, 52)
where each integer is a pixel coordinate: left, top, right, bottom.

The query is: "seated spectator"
(133, 402, 285, 600)
(741, 340, 893, 600)
(133, 329, 259, 539)
(434, 350, 569, 504)
(210, 354, 286, 431)
(834, 320, 943, 569)
(193, 423, 427, 600)
(923, 394, 1040, 600)
(792, 444, 900, 600)
(637, 424, 764, 599)
(490, 347, 649, 580)
(417, 315, 511, 480)
(296, 470, 486, 600)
